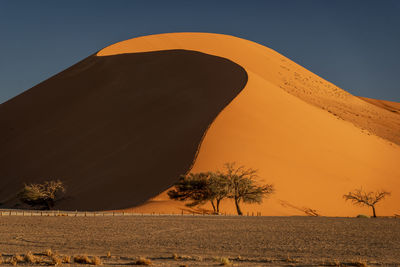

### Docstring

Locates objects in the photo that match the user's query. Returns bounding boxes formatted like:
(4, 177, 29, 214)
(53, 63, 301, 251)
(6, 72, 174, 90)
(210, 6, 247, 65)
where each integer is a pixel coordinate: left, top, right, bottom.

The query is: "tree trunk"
(372, 205, 376, 218)
(210, 200, 216, 213)
(216, 199, 221, 214)
(234, 198, 243, 215)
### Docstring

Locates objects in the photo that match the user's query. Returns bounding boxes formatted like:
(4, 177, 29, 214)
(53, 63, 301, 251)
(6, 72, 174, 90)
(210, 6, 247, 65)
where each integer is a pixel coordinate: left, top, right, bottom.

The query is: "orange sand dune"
(359, 96, 400, 115)
(99, 33, 400, 216)
(1, 32, 399, 216)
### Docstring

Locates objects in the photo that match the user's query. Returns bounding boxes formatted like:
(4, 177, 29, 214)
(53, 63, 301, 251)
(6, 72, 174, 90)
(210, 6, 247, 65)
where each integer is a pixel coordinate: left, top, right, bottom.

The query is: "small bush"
(51, 255, 62, 266)
(74, 254, 92, 264)
(73, 255, 101, 265)
(91, 256, 102, 265)
(24, 251, 37, 264)
(10, 255, 23, 266)
(10, 257, 17, 266)
(18, 180, 65, 209)
(218, 257, 232, 266)
(356, 214, 370, 218)
(62, 255, 71, 263)
(44, 248, 53, 257)
(134, 257, 152, 265)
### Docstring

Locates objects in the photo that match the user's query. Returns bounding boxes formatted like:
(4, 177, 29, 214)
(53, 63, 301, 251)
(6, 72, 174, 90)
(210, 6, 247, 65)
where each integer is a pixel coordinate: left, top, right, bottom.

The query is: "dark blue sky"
(1, 0, 399, 104)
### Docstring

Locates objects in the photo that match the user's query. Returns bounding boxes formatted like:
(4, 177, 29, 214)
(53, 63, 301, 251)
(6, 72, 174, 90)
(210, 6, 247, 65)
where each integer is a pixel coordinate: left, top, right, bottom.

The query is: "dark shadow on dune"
(0, 49, 248, 211)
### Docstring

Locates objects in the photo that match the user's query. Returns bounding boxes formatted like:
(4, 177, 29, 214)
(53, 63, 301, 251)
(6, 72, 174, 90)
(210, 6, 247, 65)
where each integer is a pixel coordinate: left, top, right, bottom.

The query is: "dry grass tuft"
(51, 255, 62, 266)
(352, 260, 368, 267)
(10, 257, 17, 266)
(91, 256, 102, 265)
(44, 249, 53, 257)
(62, 255, 71, 263)
(172, 253, 179, 260)
(74, 254, 92, 264)
(218, 257, 232, 266)
(10, 255, 24, 266)
(134, 257, 152, 265)
(73, 254, 102, 265)
(24, 251, 37, 264)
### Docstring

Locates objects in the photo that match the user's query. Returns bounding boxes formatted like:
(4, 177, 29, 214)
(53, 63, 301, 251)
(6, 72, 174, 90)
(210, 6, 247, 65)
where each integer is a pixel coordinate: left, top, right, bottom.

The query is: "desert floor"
(0, 215, 399, 266)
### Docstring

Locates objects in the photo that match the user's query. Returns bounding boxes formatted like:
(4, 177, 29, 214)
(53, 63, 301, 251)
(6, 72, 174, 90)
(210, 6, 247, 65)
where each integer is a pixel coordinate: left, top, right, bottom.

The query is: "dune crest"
(99, 33, 400, 216)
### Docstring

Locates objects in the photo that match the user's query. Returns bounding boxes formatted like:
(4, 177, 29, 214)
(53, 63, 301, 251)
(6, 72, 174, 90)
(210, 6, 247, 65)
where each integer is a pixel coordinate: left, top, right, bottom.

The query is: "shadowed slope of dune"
(0, 50, 248, 210)
(99, 33, 400, 216)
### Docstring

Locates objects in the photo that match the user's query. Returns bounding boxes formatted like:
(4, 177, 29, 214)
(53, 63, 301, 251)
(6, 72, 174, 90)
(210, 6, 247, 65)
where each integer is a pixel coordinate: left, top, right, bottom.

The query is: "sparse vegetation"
(73, 254, 92, 264)
(168, 172, 229, 214)
(51, 255, 62, 266)
(217, 257, 232, 266)
(91, 256, 102, 265)
(343, 188, 391, 218)
(134, 257, 152, 265)
(168, 162, 275, 215)
(62, 255, 71, 263)
(18, 180, 65, 210)
(44, 248, 53, 257)
(222, 162, 275, 215)
(24, 251, 37, 264)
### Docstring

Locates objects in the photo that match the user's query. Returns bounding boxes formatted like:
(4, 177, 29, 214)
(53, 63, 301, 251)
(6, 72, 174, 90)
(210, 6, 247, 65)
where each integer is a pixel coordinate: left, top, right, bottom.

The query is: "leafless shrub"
(18, 180, 65, 209)
(343, 188, 391, 217)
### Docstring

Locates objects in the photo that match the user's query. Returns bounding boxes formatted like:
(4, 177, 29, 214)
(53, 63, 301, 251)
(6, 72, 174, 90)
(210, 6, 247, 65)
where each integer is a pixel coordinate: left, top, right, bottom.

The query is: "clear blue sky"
(1, 0, 399, 104)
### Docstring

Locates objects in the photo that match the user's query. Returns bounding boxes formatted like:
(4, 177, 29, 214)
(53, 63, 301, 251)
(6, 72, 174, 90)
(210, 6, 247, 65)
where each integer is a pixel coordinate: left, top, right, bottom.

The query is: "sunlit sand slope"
(99, 33, 400, 216)
(359, 96, 400, 115)
(0, 50, 247, 210)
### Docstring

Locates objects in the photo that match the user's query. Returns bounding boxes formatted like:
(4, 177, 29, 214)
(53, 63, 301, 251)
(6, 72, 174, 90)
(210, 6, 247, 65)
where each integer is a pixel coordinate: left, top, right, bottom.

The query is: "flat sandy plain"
(0, 215, 399, 266)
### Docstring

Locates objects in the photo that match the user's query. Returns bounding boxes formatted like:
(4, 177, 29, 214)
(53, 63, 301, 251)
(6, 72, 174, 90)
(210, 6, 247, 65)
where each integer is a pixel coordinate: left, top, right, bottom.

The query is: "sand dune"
(99, 33, 400, 216)
(359, 96, 400, 114)
(0, 50, 247, 210)
(1, 32, 399, 216)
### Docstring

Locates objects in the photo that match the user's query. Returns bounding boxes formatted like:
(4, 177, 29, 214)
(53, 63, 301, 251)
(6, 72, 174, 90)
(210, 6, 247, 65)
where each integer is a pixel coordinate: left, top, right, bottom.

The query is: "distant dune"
(1, 33, 399, 216)
(359, 97, 400, 115)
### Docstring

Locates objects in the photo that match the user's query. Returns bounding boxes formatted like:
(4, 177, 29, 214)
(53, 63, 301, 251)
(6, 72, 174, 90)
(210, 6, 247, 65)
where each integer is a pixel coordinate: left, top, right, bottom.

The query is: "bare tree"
(221, 162, 275, 215)
(343, 188, 391, 218)
(18, 180, 66, 210)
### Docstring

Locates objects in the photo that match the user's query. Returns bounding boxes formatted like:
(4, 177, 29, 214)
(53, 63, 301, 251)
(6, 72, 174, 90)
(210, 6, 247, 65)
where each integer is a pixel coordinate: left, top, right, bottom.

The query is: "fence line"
(0, 210, 263, 217)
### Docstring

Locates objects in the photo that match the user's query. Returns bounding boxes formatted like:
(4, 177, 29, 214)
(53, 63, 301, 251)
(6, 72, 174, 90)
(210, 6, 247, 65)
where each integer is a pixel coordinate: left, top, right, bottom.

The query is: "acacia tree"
(208, 172, 230, 213)
(221, 162, 275, 215)
(343, 188, 391, 218)
(18, 180, 65, 210)
(168, 172, 229, 214)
